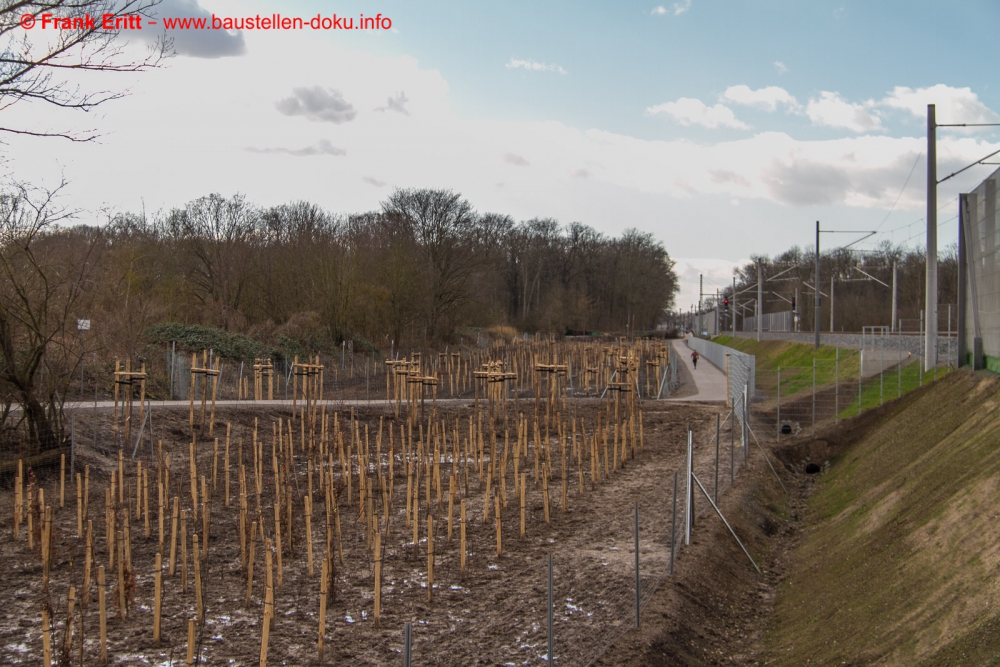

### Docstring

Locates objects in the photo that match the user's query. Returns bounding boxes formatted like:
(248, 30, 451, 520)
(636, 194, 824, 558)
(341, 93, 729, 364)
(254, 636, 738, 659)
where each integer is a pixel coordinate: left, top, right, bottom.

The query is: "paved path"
(668, 338, 728, 402)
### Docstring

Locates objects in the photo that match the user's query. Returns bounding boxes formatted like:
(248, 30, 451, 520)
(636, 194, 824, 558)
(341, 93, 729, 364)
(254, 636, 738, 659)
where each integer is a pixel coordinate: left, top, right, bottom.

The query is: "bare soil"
(0, 397, 736, 666)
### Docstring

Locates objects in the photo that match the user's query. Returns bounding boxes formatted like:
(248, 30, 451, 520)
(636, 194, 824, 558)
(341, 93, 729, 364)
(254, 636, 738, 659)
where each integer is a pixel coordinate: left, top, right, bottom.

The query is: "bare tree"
(1, 0, 169, 141)
(0, 182, 102, 454)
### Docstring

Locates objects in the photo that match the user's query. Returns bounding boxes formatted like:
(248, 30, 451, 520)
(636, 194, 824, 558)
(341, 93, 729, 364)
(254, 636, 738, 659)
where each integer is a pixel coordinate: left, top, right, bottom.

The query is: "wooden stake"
(117, 529, 126, 619)
(520, 472, 527, 538)
(60, 453, 65, 508)
(496, 493, 503, 557)
(447, 475, 455, 541)
(153, 553, 163, 643)
(42, 607, 52, 667)
(246, 528, 256, 608)
(181, 512, 188, 593)
(460, 500, 467, 573)
(98, 566, 107, 665)
(83, 520, 93, 608)
(318, 558, 328, 661)
(305, 495, 314, 576)
(64, 586, 75, 658)
(225, 435, 231, 508)
(374, 530, 382, 628)
(169, 497, 179, 576)
(427, 514, 434, 602)
(193, 533, 204, 623)
(186, 618, 196, 666)
(259, 586, 273, 667)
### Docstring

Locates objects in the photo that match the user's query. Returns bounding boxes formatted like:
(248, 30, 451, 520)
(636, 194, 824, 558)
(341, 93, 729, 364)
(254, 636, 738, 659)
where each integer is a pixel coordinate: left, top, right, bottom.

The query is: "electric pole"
(925, 104, 938, 371)
(814, 221, 821, 349)
(756, 261, 763, 342)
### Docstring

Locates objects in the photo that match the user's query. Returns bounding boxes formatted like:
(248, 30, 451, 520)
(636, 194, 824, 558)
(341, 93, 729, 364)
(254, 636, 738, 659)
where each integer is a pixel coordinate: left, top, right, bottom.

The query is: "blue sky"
(9, 0, 1000, 311)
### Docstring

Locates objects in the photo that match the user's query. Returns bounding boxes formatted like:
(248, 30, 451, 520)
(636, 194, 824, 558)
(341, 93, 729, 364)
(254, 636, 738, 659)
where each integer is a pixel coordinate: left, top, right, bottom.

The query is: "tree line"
(705, 242, 958, 334)
(0, 185, 678, 454)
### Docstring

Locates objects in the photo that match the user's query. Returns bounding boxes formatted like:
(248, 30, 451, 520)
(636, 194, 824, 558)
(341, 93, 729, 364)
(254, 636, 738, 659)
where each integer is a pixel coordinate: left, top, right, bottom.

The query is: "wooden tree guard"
(291, 355, 324, 416)
(113, 358, 146, 449)
(189, 351, 220, 435)
(253, 358, 274, 401)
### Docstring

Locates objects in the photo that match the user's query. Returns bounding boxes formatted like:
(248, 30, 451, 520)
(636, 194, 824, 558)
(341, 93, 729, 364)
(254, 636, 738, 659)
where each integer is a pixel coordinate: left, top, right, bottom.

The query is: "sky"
(7, 0, 1000, 313)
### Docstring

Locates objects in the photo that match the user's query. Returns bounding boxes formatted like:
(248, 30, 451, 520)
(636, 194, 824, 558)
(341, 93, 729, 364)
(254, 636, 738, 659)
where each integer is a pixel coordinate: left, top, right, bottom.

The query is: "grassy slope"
(765, 370, 1000, 666)
(713, 335, 947, 415)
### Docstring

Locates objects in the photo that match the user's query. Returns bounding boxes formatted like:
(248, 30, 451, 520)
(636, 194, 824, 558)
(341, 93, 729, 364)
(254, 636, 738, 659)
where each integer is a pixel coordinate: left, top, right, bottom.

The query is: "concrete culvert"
(805, 462, 821, 474)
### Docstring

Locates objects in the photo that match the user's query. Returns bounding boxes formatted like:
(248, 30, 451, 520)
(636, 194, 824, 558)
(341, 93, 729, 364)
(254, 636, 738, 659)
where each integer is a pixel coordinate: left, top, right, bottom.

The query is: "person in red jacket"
(691, 350, 699, 369)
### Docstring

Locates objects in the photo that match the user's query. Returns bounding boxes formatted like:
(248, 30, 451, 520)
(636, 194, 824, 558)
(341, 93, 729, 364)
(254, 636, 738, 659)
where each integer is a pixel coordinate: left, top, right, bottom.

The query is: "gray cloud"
(147, 0, 246, 58)
(504, 153, 530, 167)
(363, 176, 387, 187)
(762, 160, 850, 205)
(762, 152, 924, 207)
(276, 87, 357, 124)
(245, 139, 346, 157)
(376, 92, 409, 115)
(571, 168, 591, 179)
(709, 169, 751, 187)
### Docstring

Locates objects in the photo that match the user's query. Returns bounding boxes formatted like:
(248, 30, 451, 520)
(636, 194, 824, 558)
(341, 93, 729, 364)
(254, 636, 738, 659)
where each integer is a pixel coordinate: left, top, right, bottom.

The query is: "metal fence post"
(714, 414, 719, 504)
(685, 429, 692, 546)
(776, 368, 781, 441)
(730, 414, 734, 484)
(404, 622, 412, 667)
(835, 348, 839, 424)
(859, 350, 864, 414)
(880, 333, 885, 405)
(548, 554, 554, 664)
(812, 360, 816, 436)
(670, 471, 677, 575)
(634, 502, 640, 629)
(743, 384, 748, 465)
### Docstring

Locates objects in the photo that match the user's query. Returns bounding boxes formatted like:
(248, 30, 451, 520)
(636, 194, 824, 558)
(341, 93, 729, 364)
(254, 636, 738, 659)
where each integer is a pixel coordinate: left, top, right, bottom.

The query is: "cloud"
(880, 84, 1000, 126)
(275, 87, 357, 124)
(145, 0, 246, 58)
(503, 153, 530, 167)
(375, 91, 409, 115)
(774, 61, 788, 75)
(245, 139, 346, 157)
(646, 98, 749, 129)
(722, 85, 801, 113)
(506, 58, 568, 75)
(652, 0, 692, 15)
(571, 168, 591, 179)
(806, 91, 882, 133)
(709, 170, 751, 187)
(761, 148, 928, 207)
(362, 176, 387, 187)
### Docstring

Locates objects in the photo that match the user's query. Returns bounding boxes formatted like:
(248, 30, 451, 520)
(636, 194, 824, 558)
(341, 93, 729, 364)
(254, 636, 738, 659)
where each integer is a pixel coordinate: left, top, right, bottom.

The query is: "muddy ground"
(0, 394, 741, 666)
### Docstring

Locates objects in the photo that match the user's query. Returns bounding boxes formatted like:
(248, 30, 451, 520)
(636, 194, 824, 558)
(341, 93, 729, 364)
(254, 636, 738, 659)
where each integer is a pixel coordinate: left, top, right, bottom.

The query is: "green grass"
(712, 334, 950, 411)
(763, 370, 1000, 666)
(838, 363, 951, 418)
